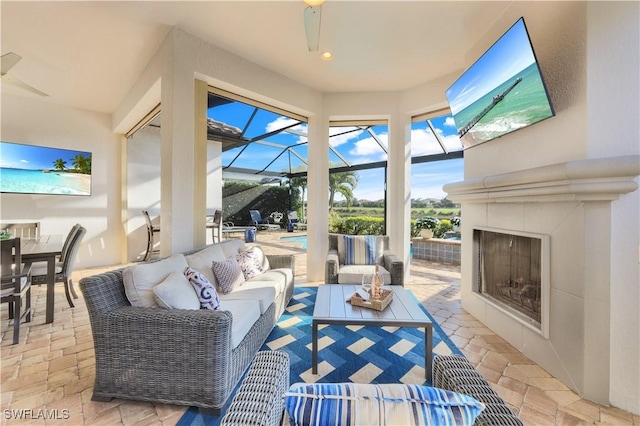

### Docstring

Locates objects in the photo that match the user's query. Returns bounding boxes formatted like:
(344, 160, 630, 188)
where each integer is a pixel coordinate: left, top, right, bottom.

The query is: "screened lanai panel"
(411, 112, 463, 157)
(329, 123, 388, 168)
(208, 89, 309, 176)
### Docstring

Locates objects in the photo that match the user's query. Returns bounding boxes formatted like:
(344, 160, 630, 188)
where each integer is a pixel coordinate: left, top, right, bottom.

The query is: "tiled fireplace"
(473, 227, 549, 337)
(445, 155, 639, 405)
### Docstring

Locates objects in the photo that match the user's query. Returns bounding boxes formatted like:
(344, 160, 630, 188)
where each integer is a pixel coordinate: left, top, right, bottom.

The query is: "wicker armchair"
(326, 234, 404, 285)
(79, 247, 294, 413)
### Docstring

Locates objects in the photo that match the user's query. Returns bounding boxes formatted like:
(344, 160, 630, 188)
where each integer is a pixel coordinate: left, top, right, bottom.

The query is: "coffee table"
(312, 284, 433, 381)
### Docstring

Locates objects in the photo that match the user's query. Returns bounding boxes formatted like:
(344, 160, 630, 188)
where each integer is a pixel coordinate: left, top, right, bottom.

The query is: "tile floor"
(1, 231, 638, 425)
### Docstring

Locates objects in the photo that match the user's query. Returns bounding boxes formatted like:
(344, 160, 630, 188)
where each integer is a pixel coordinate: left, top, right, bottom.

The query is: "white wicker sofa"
(79, 239, 294, 414)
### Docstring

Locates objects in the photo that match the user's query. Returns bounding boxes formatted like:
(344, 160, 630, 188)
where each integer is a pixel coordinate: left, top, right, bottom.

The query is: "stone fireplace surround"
(445, 155, 639, 405)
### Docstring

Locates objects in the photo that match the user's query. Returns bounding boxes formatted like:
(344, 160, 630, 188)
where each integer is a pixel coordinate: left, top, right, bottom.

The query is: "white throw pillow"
(153, 271, 200, 310)
(123, 254, 189, 307)
(185, 244, 226, 288)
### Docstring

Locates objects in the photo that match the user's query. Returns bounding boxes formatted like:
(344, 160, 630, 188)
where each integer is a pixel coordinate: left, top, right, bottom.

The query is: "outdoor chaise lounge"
(249, 210, 280, 231)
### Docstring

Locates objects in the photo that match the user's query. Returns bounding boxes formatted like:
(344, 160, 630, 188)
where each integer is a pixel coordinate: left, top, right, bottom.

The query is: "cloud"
(265, 116, 307, 144)
(329, 127, 363, 148)
(410, 128, 462, 156)
(444, 116, 456, 127)
(349, 133, 388, 162)
(20, 159, 29, 163)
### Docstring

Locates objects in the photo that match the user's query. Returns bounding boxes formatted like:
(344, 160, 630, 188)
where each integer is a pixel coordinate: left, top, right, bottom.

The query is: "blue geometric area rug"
(178, 286, 464, 426)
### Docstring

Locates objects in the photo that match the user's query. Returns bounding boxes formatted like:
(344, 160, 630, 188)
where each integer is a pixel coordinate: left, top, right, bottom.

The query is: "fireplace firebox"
(473, 227, 550, 337)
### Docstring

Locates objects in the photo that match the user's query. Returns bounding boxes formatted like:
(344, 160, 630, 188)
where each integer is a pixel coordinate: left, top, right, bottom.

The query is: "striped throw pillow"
(339, 235, 378, 265)
(285, 383, 485, 426)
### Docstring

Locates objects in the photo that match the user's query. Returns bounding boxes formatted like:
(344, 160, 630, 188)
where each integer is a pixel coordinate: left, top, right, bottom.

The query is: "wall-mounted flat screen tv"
(445, 17, 555, 149)
(0, 141, 92, 196)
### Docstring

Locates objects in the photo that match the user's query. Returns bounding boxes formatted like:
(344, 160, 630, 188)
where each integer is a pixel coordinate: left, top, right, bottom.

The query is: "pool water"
(280, 234, 307, 249)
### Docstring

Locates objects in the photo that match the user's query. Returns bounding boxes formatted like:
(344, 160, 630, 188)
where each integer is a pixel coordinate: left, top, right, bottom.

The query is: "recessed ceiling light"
(304, 0, 325, 6)
(321, 51, 334, 61)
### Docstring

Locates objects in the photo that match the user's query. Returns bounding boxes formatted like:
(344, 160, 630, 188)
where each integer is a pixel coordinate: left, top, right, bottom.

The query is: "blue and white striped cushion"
(340, 235, 378, 265)
(285, 383, 485, 426)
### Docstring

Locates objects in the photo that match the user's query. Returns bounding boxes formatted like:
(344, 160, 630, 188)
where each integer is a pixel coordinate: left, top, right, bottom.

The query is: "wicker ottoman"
(220, 350, 290, 426)
(433, 355, 524, 426)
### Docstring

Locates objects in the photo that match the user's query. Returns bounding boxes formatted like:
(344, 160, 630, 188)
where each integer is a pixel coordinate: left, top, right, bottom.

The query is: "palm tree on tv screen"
(53, 158, 66, 171)
(72, 154, 91, 174)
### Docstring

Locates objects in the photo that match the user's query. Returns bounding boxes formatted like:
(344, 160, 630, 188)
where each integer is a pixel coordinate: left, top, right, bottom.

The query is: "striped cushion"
(285, 383, 485, 426)
(339, 235, 379, 265)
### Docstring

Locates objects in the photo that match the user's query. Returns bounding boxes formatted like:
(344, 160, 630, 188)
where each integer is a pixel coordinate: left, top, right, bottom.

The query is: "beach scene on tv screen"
(0, 142, 92, 195)
(446, 19, 554, 149)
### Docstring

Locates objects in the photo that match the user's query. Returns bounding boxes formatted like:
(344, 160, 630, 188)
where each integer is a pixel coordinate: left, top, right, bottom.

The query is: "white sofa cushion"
(220, 285, 276, 315)
(222, 299, 261, 348)
(246, 268, 292, 294)
(185, 244, 226, 287)
(219, 239, 245, 259)
(338, 264, 391, 284)
(123, 254, 189, 307)
(153, 271, 200, 310)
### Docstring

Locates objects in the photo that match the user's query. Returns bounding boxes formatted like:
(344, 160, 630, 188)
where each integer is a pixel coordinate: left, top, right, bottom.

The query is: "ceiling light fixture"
(304, 0, 325, 6)
(321, 51, 334, 61)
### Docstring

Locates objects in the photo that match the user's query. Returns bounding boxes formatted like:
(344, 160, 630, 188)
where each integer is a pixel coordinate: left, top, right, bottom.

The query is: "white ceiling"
(1, 1, 511, 114)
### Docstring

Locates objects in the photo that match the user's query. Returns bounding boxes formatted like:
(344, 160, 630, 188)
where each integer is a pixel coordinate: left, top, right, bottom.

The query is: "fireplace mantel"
(444, 155, 640, 203)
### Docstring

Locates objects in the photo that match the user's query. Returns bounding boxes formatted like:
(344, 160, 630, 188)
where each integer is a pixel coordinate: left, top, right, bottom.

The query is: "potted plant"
(451, 216, 461, 232)
(416, 216, 440, 239)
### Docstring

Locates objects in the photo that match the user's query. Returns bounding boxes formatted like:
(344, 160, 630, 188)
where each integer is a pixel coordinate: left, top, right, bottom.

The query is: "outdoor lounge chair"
(249, 210, 280, 231)
(287, 211, 307, 230)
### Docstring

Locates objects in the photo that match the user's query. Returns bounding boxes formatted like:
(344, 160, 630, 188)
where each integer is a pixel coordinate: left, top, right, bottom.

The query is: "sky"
(0, 141, 91, 170)
(210, 99, 464, 202)
(445, 18, 537, 115)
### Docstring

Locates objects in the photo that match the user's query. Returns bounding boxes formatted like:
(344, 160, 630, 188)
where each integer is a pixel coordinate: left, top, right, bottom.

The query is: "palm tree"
(53, 158, 66, 171)
(71, 154, 91, 174)
(329, 170, 358, 211)
(290, 175, 307, 221)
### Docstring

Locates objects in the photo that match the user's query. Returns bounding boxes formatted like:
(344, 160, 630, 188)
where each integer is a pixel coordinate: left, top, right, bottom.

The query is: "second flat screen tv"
(445, 17, 555, 149)
(0, 141, 92, 196)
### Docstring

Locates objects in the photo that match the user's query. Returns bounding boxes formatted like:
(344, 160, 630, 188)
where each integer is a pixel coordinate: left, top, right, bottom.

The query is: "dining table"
(21, 234, 63, 324)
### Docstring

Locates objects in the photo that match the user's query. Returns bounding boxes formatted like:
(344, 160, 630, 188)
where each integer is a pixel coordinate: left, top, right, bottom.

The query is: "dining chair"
(31, 225, 86, 308)
(142, 210, 160, 261)
(1, 237, 32, 344)
(207, 209, 223, 243)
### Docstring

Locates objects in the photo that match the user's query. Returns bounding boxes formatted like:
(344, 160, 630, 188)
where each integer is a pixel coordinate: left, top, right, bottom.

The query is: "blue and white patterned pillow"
(211, 256, 245, 294)
(235, 247, 266, 280)
(285, 383, 485, 426)
(339, 235, 379, 265)
(183, 266, 221, 310)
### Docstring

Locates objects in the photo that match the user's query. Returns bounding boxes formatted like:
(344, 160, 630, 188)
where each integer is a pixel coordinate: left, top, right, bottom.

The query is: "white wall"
(126, 124, 161, 263)
(1, 93, 122, 269)
(586, 1, 640, 414)
(441, 1, 639, 413)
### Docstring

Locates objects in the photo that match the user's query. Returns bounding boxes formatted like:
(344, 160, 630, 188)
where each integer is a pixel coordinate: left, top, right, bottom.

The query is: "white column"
(306, 111, 329, 282)
(387, 113, 412, 279)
